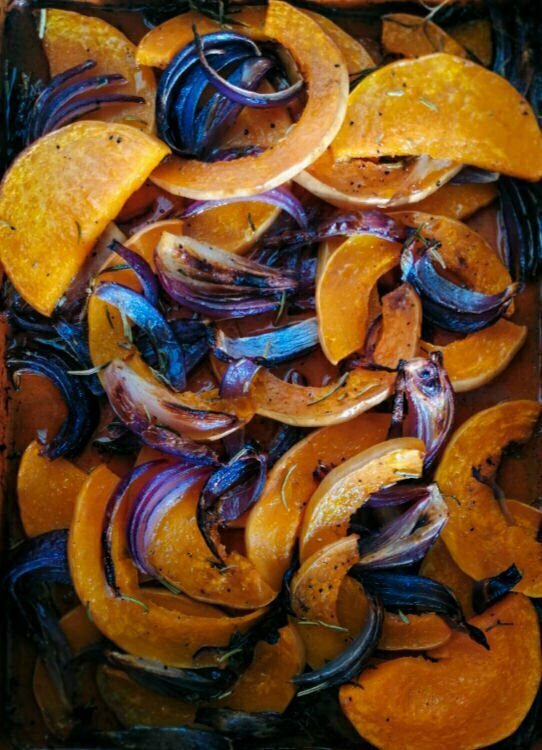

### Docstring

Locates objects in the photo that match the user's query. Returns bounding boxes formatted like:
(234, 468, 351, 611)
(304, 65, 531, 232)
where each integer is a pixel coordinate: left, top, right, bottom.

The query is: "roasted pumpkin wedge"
(436, 400, 542, 596)
(373, 283, 422, 369)
(410, 182, 498, 220)
(382, 14, 467, 59)
(421, 318, 527, 392)
(151, 1, 349, 199)
(378, 612, 451, 651)
(449, 19, 493, 66)
(316, 234, 402, 364)
(333, 54, 542, 181)
(97, 666, 196, 727)
(419, 539, 474, 618)
(69, 465, 264, 666)
(44, 9, 156, 132)
(125, 218, 184, 269)
(0, 121, 169, 316)
(246, 413, 390, 589)
(300, 438, 425, 561)
(17, 440, 86, 537)
(340, 594, 541, 750)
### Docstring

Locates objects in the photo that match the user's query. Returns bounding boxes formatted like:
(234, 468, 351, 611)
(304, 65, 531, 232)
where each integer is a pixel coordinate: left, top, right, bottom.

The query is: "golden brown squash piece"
(0, 121, 169, 316)
(420, 539, 474, 618)
(436, 400, 542, 596)
(333, 54, 542, 181)
(421, 319, 527, 392)
(17, 440, 86, 537)
(340, 594, 541, 750)
(373, 283, 422, 369)
(316, 235, 401, 364)
(410, 182, 498, 220)
(382, 14, 467, 59)
(44, 9, 156, 132)
(449, 19, 493, 66)
(151, 1, 349, 199)
(245, 413, 390, 590)
(378, 612, 451, 651)
(69, 465, 264, 666)
(300, 438, 425, 561)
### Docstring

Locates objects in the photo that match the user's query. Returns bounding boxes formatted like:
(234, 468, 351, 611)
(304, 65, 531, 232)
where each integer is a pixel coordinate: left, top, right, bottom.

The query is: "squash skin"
(340, 594, 541, 750)
(333, 54, 542, 181)
(435, 400, 542, 596)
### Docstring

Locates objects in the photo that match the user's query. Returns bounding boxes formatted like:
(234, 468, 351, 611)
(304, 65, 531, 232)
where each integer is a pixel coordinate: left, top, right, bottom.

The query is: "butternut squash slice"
(333, 54, 542, 181)
(69, 465, 264, 667)
(373, 283, 422, 369)
(436, 400, 542, 597)
(17, 440, 86, 537)
(0, 121, 169, 316)
(213, 624, 305, 713)
(97, 666, 196, 727)
(340, 594, 541, 750)
(449, 19, 493, 66)
(125, 218, 184, 269)
(382, 14, 467, 59)
(151, 1, 349, 199)
(44, 9, 156, 133)
(410, 182, 498, 220)
(300, 438, 425, 561)
(245, 413, 390, 590)
(379, 612, 451, 651)
(420, 539, 474, 618)
(420, 318, 527, 392)
(316, 235, 402, 364)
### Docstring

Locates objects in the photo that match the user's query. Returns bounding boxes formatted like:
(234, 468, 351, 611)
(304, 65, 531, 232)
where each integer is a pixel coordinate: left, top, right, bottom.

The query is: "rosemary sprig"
(307, 372, 349, 406)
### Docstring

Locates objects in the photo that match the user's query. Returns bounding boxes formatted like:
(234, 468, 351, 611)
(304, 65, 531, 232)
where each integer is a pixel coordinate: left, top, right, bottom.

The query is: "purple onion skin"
(212, 318, 318, 366)
(472, 564, 522, 614)
(390, 352, 455, 470)
(219, 358, 261, 399)
(108, 240, 159, 307)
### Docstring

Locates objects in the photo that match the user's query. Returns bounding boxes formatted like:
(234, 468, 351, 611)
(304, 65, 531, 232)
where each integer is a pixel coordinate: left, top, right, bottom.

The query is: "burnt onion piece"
(472, 564, 522, 615)
(26, 59, 144, 144)
(498, 177, 542, 280)
(8, 349, 97, 458)
(156, 235, 298, 319)
(128, 462, 213, 578)
(389, 353, 455, 469)
(401, 238, 520, 333)
(108, 239, 159, 306)
(197, 444, 267, 561)
(183, 187, 308, 230)
(101, 359, 226, 464)
(93, 282, 186, 391)
(354, 569, 488, 649)
(196, 708, 298, 739)
(135, 318, 210, 377)
(365, 483, 430, 509)
(451, 167, 500, 184)
(52, 319, 103, 396)
(78, 727, 232, 750)
(357, 484, 448, 569)
(268, 423, 306, 467)
(212, 318, 318, 366)
(293, 590, 383, 695)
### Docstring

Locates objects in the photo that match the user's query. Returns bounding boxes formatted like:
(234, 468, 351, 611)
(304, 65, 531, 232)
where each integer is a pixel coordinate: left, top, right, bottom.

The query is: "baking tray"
(0, 1, 540, 748)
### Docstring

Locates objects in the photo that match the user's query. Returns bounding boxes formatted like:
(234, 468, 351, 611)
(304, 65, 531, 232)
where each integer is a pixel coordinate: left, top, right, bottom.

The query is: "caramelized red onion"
(108, 239, 159, 306)
(219, 358, 261, 399)
(472, 564, 522, 614)
(212, 318, 318, 366)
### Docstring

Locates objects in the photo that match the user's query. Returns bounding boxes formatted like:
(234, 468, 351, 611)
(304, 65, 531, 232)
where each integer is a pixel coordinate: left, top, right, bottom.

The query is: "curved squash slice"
(382, 14, 467, 59)
(420, 539, 474, 618)
(69, 465, 264, 666)
(246, 413, 390, 590)
(340, 594, 541, 750)
(333, 54, 542, 181)
(0, 121, 169, 316)
(97, 666, 196, 727)
(126, 218, 184, 269)
(449, 19, 492, 66)
(379, 612, 451, 651)
(44, 9, 156, 132)
(296, 152, 460, 210)
(151, 1, 349, 199)
(17, 441, 86, 537)
(435, 400, 542, 597)
(421, 319, 527, 392)
(300, 438, 425, 561)
(410, 182, 498, 220)
(373, 283, 422, 369)
(316, 234, 402, 364)
(214, 624, 305, 713)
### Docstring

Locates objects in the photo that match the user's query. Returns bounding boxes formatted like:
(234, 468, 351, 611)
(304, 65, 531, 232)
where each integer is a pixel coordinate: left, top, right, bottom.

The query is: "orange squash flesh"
(450, 19, 493, 66)
(420, 318, 527, 392)
(333, 54, 542, 181)
(245, 413, 390, 590)
(0, 121, 169, 316)
(296, 152, 461, 210)
(316, 234, 402, 364)
(17, 441, 86, 537)
(43, 9, 156, 133)
(373, 283, 422, 369)
(300, 438, 425, 562)
(410, 182, 498, 220)
(125, 218, 184, 269)
(213, 624, 305, 713)
(420, 539, 474, 618)
(146, 472, 277, 609)
(379, 612, 451, 651)
(97, 666, 196, 727)
(340, 594, 541, 750)
(382, 14, 467, 59)
(69, 465, 264, 667)
(436, 400, 542, 597)
(151, 1, 349, 199)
